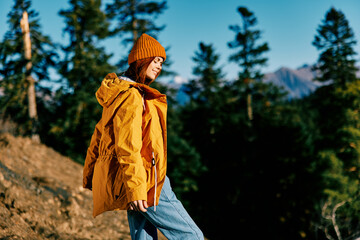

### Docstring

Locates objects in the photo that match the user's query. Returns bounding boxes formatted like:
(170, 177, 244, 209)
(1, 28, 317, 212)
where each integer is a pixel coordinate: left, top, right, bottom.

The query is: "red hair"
(124, 57, 161, 85)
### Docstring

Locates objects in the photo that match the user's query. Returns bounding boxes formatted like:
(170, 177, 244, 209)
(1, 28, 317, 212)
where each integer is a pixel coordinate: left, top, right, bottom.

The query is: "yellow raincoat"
(83, 73, 167, 217)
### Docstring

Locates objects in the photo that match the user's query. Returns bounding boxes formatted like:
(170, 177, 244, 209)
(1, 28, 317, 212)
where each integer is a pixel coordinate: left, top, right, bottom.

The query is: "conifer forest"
(0, 0, 359, 239)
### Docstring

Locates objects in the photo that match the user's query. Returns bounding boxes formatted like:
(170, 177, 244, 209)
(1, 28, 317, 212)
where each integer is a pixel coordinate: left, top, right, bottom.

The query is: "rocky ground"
(0, 133, 166, 240)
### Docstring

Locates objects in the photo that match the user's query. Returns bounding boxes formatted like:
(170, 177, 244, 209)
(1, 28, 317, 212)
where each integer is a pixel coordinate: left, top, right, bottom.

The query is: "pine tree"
(48, 0, 116, 162)
(313, 7, 357, 87)
(58, 0, 115, 92)
(183, 42, 226, 150)
(311, 7, 360, 239)
(228, 7, 269, 81)
(180, 42, 234, 237)
(106, 0, 166, 45)
(228, 6, 270, 122)
(186, 42, 225, 103)
(0, 0, 57, 137)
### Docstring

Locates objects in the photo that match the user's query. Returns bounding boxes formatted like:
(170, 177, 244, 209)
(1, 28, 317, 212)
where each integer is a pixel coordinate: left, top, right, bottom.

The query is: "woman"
(83, 33, 204, 240)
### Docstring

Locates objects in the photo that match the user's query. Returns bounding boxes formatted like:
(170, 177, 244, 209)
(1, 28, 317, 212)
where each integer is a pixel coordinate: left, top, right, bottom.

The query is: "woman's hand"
(129, 200, 148, 212)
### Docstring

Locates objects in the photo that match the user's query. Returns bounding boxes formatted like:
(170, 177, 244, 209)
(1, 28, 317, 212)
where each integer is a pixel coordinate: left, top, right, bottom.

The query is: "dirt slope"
(0, 133, 166, 239)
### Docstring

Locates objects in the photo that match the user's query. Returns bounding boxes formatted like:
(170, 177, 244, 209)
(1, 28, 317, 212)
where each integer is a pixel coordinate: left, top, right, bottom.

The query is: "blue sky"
(1, 0, 360, 83)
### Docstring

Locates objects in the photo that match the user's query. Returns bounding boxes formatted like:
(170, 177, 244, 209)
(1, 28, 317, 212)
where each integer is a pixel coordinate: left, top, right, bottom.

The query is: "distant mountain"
(263, 65, 323, 99)
(264, 64, 360, 98)
(169, 64, 360, 102)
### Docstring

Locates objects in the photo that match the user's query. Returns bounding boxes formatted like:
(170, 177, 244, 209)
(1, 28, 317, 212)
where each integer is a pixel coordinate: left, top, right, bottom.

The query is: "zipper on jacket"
(152, 151, 157, 211)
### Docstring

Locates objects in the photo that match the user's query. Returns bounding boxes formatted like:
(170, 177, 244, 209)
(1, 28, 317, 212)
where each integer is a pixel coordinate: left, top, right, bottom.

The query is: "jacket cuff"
(127, 185, 147, 203)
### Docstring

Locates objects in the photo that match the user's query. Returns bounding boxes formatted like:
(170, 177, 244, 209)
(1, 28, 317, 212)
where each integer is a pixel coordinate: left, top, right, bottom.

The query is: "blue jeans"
(127, 176, 204, 240)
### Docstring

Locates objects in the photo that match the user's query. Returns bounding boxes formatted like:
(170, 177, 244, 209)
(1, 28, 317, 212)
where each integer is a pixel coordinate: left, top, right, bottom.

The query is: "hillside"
(0, 133, 166, 240)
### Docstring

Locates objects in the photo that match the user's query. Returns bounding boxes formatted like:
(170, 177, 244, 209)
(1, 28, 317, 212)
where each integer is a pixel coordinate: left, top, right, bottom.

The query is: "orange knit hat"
(128, 33, 166, 65)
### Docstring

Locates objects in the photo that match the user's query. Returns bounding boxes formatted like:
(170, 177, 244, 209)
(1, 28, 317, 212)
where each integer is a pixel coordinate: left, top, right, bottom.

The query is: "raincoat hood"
(96, 72, 165, 108)
(96, 76, 128, 108)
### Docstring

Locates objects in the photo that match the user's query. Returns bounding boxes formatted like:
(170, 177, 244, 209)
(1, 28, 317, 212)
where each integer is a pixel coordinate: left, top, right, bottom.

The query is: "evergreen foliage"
(313, 7, 358, 87)
(106, 0, 167, 44)
(311, 7, 360, 239)
(228, 7, 269, 81)
(46, 0, 116, 162)
(228, 6, 271, 124)
(105, 0, 168, 70)
(179, 42, 229, 234)
(58, 0, 115, 92)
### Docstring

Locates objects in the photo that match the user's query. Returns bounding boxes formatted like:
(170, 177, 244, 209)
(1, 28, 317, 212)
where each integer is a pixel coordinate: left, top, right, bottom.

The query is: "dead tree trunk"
(20, 11, 40, 143)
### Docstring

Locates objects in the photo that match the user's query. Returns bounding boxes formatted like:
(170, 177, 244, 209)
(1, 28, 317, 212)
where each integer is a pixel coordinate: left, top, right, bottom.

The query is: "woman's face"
(146, 57, 164, 80)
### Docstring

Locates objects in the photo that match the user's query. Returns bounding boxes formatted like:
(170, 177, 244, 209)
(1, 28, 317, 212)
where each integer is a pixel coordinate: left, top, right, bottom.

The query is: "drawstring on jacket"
(152, 151, 157, 211)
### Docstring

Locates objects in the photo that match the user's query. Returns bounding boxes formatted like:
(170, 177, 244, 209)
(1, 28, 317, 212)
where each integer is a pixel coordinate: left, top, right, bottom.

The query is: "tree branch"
(332, 201, 346, 240)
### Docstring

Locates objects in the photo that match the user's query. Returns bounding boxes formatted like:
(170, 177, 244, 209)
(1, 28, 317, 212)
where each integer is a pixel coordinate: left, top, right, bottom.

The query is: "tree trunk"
(332, 201, 346, 240)
(20, 11, 40, 143)
(130, 0, 138, 43)
(244, 78, 253, 122)
(247, 93, 253, 121)
(132, 19, 138, 43)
